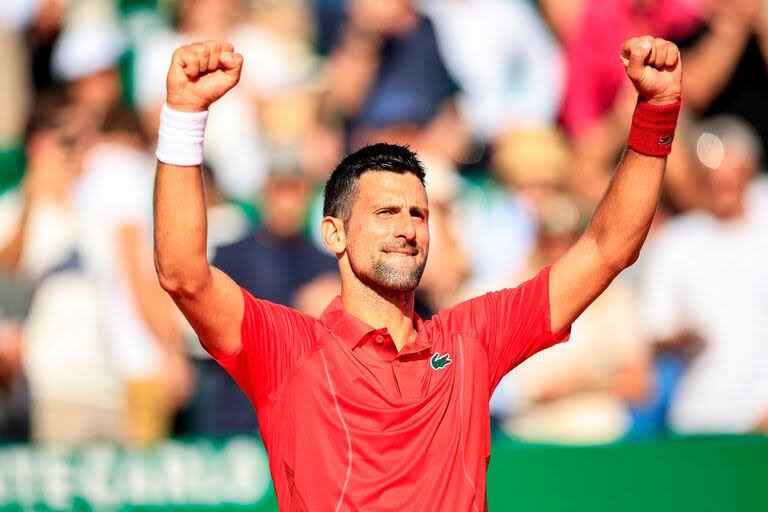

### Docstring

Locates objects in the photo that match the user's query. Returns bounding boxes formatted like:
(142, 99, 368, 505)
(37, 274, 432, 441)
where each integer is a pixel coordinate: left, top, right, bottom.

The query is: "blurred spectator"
(495, 194, 651, 444)
(0, 92, 118, 446)
(640, 116, 768, 434)
(178, 148, 338, 436)
(51, 18, 126, 115)
(421, 0, 564, 140)
(0, 92, 76, 443)
(451, 128, 571, 302)
(72, 104, 188, 446)
(677, 0, 768, 161)
(321, 0, 457, 150)
(215, 147, 339, 317)
(1, 94, 187, 446)
(0, 90, 85, 282)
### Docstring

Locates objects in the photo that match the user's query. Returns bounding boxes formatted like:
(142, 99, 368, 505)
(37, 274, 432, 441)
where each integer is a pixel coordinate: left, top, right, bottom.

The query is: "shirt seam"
(256, 328, 337, 413)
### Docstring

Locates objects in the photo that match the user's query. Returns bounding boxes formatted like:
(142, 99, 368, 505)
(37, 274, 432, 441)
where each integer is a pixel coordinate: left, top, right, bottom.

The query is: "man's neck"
(340, 280, 416, 351)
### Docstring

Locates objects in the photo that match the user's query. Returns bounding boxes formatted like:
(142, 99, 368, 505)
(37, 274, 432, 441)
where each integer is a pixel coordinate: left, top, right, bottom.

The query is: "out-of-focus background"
(0, 0, 766, 510)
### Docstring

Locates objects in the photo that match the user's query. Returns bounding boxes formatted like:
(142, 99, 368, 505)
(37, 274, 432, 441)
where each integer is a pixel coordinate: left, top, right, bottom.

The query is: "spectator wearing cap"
(451, 128, 570, 303)
(51, 18, 126, 114)
(639, 117, 768, 434)
(214, 147, 339, 316)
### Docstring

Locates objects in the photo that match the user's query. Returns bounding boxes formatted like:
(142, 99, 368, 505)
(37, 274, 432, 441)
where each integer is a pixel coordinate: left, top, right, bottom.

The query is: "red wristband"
(627, 99, 681, 157)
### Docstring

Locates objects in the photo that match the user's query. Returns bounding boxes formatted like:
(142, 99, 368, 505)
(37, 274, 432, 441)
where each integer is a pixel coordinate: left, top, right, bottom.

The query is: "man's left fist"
(620, 36, 682, 106)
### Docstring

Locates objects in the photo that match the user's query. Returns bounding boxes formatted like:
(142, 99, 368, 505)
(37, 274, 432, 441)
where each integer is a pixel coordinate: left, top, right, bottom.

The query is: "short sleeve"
(209, 288, 321, 409)
(436, 265, 571, 392)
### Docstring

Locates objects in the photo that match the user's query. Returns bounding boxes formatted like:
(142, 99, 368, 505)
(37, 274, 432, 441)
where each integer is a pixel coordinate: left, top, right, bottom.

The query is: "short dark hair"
(322, 143, 426, 220)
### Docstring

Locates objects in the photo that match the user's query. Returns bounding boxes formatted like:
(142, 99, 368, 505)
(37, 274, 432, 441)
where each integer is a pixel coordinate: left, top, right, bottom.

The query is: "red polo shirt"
(211, 265, 570, 511)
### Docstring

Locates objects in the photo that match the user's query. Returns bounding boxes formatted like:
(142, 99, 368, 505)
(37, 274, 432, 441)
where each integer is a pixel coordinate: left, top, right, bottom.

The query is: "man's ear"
(321, 216, 346, 255)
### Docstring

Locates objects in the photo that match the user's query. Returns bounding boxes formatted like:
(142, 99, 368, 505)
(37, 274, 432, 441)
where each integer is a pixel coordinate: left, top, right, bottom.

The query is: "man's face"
(262, 174, 311, 238)
(344, 172, 430, 293)
(703, 145, 756, 219)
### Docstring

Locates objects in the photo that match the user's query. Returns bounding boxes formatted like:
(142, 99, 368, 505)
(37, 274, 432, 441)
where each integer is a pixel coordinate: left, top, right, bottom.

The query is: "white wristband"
(155, 104, 209, 166)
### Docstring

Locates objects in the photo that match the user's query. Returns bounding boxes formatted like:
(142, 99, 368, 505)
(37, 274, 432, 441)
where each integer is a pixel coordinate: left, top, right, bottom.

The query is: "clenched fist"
(166, 40, 243, 113)
(621, 36, 682, 106)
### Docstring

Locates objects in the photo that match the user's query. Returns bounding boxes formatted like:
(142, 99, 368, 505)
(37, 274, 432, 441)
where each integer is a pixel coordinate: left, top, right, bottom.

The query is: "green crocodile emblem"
(430, 352, 452, 370)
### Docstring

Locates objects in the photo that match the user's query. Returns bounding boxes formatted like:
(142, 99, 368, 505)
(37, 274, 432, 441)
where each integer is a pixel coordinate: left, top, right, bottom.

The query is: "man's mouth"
(383, 248, 418, 256)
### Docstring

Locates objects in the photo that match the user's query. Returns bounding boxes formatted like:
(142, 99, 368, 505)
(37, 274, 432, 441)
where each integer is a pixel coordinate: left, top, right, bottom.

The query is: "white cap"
(52, 21, 126, 82)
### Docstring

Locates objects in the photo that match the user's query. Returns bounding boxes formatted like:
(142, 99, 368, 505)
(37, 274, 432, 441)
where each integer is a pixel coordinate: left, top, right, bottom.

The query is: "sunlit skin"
(321, 172, 430, 349)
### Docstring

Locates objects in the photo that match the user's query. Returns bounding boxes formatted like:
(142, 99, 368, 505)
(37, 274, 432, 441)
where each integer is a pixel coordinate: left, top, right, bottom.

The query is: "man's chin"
(369, 262, 425, 293)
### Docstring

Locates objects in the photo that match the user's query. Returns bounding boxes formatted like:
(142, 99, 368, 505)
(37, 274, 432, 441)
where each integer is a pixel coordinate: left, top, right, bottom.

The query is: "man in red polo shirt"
(154, 36, 682, 511)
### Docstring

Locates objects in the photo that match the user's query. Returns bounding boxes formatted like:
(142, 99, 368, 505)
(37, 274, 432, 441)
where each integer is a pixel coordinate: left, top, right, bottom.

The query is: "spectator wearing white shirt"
(640, 116, 768, 434)
(420, 0, 564, 140)
(72, 105, 188, 446)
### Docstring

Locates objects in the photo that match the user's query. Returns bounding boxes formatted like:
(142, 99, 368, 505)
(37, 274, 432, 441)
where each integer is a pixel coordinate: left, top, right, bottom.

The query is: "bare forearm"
(584, 149, 665, 271)
(153, 162, 211, 292)
(683, 20, 749, 111)
(550, 36, 681, 334)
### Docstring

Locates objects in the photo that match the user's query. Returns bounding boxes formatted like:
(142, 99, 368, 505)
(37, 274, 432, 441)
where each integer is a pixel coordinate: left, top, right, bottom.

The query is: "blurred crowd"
(0, 0, 767, 448)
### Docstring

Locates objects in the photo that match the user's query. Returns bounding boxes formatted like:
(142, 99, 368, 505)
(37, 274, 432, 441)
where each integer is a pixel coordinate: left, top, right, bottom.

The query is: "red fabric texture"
(210, 266, 570, 511)
(627, 99, 681, 156)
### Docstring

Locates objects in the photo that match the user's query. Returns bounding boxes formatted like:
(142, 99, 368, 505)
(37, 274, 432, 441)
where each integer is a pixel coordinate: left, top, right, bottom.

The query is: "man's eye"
(377, 209, 393, 216)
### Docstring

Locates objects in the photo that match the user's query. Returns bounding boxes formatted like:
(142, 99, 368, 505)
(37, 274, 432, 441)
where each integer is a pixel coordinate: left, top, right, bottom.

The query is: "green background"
(1, 434, 767, 511)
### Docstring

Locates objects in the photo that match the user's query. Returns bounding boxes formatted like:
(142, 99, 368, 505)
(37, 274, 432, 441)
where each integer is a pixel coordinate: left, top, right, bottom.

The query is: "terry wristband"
(626, 99, 681, 157)
(155, 104, 209, 166)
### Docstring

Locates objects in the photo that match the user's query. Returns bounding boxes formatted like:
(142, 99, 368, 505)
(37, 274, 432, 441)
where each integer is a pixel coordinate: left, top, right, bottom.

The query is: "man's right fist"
(165, 41, 243, 113)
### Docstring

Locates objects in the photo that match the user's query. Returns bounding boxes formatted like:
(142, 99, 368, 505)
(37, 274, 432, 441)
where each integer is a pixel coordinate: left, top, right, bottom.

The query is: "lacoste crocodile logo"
(430, 352, 452, 370)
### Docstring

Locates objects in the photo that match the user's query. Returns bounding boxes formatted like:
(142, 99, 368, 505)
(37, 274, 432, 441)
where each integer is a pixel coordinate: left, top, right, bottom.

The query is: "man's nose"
(394, 211, 417, 242)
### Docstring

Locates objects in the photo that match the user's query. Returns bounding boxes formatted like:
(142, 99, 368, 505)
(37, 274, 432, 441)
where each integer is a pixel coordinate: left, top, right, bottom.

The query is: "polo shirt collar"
(320, 296, 431, 355)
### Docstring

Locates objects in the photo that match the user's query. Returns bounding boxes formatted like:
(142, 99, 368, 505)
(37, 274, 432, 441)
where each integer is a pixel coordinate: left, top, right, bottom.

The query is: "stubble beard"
(370, 254, 426, 293)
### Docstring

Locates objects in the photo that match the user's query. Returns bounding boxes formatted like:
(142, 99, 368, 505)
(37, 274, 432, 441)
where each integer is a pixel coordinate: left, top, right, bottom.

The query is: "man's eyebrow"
(372, 202, 400, 210)
(370, 197, 401, 208)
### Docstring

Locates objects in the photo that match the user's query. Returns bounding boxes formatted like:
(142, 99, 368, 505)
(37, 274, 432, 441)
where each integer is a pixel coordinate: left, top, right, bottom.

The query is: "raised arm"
(154, 41, 245, 357)
(550, 36, 682, 333)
